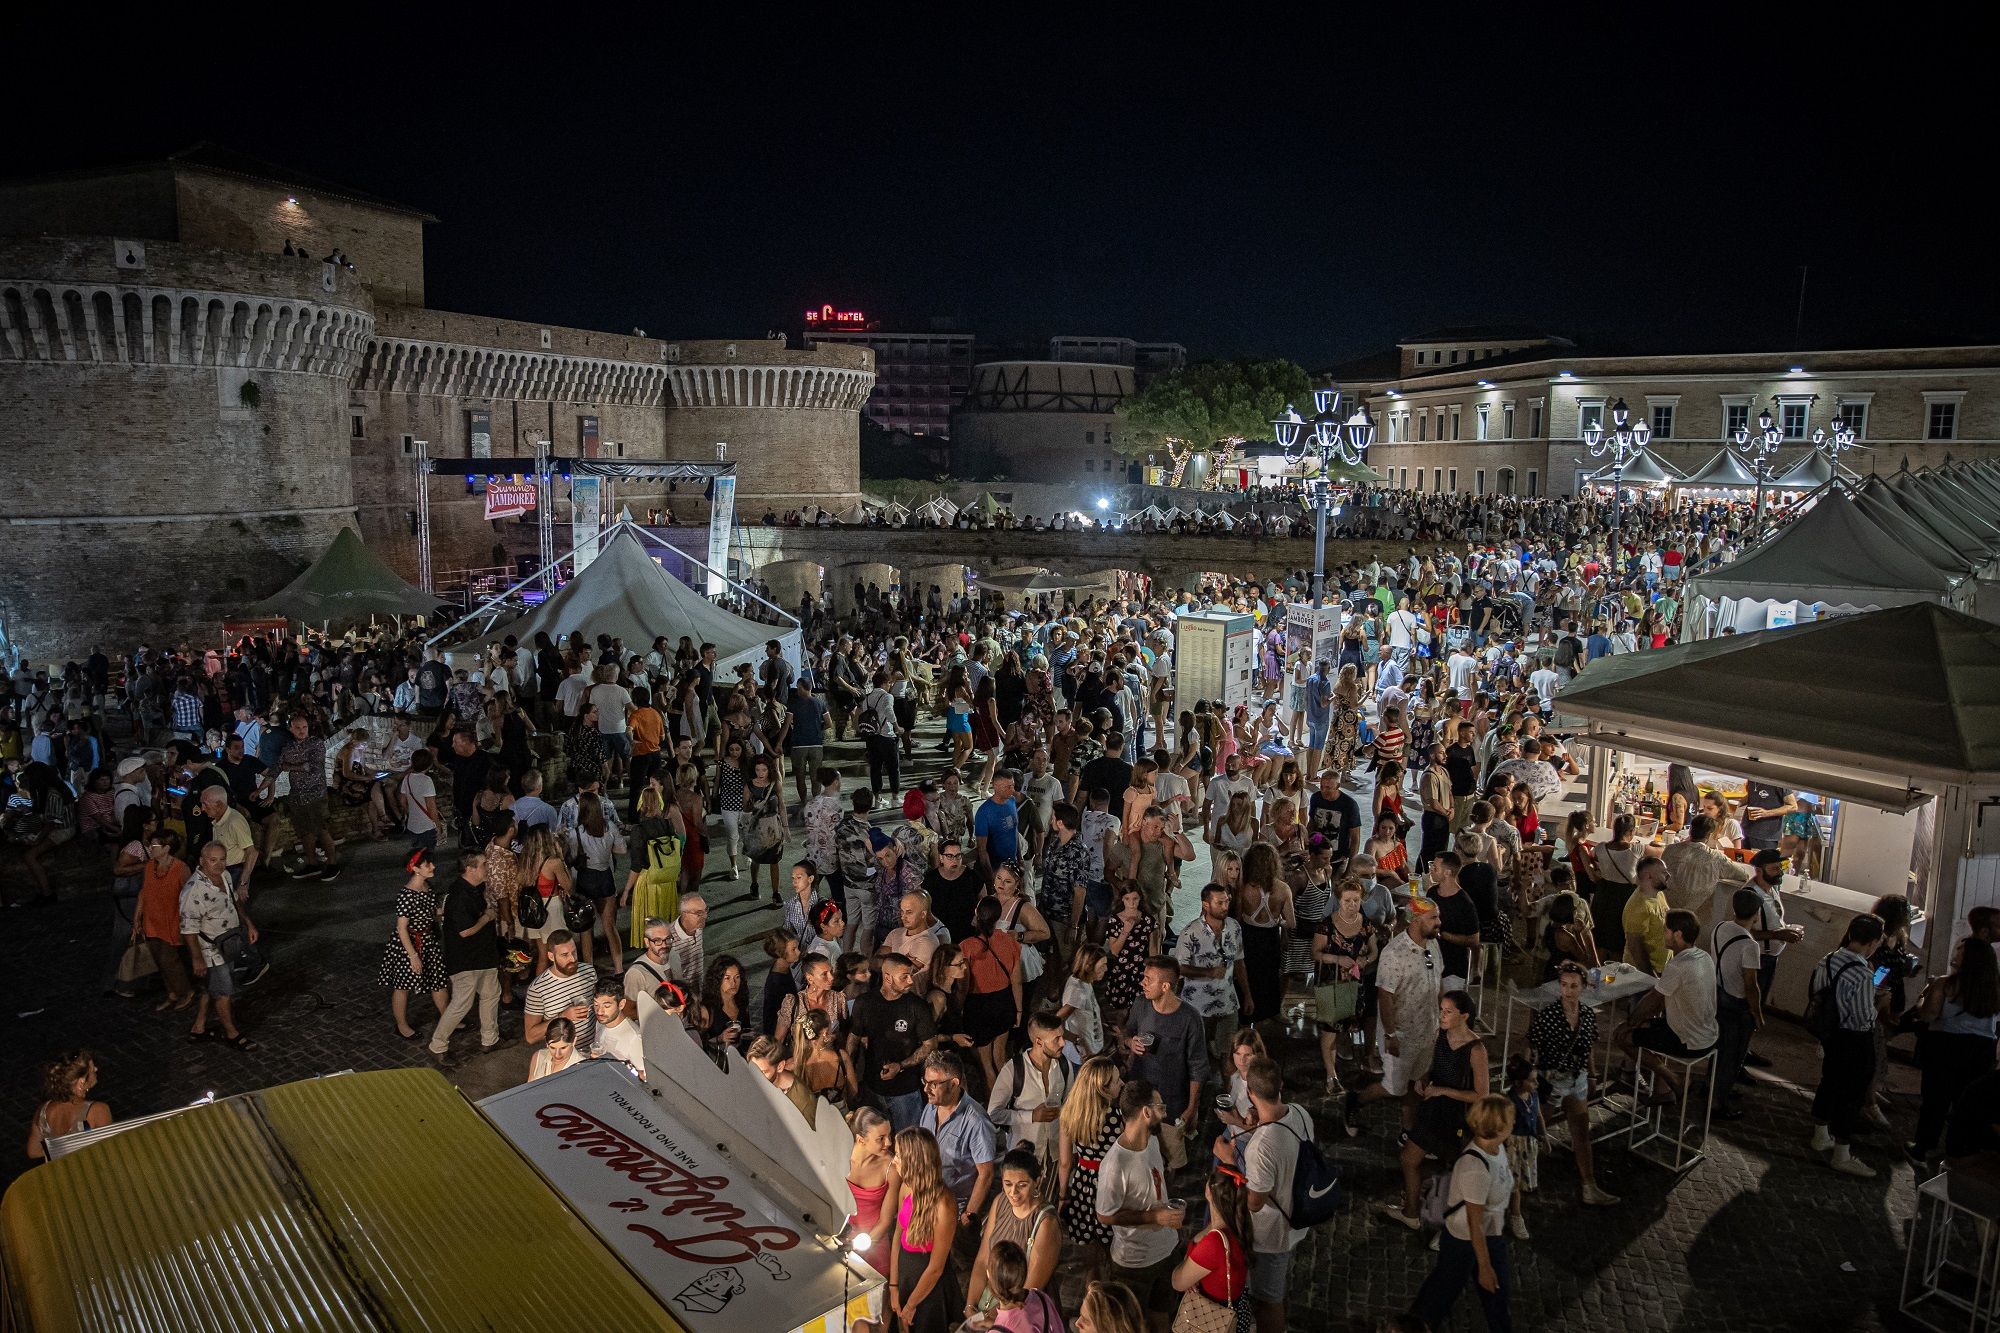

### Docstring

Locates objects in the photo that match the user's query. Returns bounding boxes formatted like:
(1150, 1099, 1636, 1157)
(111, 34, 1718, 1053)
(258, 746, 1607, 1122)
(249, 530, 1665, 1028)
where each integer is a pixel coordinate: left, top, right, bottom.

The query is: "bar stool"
(1901, 1167, 2000, 1331)
(1620, 1046, 1715, 1171)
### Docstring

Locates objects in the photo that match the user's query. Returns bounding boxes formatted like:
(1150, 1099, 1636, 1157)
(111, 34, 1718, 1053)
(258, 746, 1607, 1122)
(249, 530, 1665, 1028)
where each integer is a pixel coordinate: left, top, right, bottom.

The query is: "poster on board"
(706, 475, 736, 596)
(572, 475, 603, 571)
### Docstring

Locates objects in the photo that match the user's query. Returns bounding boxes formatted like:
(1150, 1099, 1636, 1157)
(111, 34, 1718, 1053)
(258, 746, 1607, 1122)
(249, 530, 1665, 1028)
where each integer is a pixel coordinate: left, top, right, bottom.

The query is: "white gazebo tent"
(1763, 449, 1863, 492)
(1672, 448, 1762, 493)
(911, 495, 958, 525)
(1681, 484, 1968, 636)
(1558, 602, 2000, 978)
(447, 523, 798, 677)
(882, 501, 912, 524)
(1581, 451, 1683, 488)
(836, 501, 872, 525)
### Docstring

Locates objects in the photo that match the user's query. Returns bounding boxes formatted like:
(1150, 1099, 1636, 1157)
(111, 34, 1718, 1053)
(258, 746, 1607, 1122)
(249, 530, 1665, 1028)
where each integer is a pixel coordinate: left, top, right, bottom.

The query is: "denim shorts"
(1545, 1067, 1589, 1103)
(1249, 1247, 1293, 1304)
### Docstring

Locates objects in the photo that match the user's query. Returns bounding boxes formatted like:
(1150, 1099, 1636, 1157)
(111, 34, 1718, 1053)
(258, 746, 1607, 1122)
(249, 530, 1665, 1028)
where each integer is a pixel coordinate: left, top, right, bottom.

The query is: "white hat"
(115, 756, 146, 779)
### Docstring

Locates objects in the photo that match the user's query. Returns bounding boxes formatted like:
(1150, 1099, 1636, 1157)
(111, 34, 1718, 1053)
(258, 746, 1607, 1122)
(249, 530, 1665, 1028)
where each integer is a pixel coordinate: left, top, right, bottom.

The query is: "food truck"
(1, 1012, 880, 1332)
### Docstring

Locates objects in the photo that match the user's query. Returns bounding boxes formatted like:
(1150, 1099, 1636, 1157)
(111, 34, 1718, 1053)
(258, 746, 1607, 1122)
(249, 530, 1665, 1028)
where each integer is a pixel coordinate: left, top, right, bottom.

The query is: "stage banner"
(706, 475, 736, 596)
(572, 475, 603, 572)
(484, 480, 536, 520)
(580, 414, 601, 459)
(467, 408, 492, 459)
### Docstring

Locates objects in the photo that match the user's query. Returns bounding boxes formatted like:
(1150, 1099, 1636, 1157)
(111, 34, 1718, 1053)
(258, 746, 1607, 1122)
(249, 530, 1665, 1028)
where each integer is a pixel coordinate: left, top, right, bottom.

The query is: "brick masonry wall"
(662, 404, 861, 504)
(174, 172, 427, 307)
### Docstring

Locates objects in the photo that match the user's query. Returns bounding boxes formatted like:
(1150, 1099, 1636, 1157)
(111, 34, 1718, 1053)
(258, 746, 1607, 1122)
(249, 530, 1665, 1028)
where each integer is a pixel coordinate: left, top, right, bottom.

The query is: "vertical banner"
(706, 475, 736, 597)
(580, 414, 601, 459)
(467, 408, 492, 459)
(572, 475, 603, 573)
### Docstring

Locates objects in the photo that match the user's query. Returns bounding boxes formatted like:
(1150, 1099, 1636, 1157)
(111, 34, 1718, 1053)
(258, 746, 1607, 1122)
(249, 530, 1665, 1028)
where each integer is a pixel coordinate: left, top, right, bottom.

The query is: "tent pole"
(625, 521, 800, 629)
(414, 441, 434, 593)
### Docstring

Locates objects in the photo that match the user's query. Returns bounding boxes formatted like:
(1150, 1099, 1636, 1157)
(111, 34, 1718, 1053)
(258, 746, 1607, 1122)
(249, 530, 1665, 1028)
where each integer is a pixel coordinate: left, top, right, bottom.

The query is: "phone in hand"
(1871, 965, 1891, 987)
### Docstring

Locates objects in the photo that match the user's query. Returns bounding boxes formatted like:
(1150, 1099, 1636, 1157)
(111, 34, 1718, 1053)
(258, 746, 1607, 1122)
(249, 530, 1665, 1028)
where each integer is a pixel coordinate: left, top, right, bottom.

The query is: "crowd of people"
(14, 483, 1977, 1333)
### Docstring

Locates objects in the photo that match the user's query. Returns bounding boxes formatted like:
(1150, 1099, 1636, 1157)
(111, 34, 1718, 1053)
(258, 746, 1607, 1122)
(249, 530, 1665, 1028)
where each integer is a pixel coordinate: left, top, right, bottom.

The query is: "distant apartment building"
(1325, 326, 2000, 497)
(1048, 336, 1187, 386)
(803, 306, 975, 439)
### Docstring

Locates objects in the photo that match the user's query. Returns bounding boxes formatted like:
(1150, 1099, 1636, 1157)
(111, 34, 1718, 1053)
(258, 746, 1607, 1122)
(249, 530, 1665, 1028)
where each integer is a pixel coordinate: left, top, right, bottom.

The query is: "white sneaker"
(1864, 1104, 1892, 1130)
(1428, 1231, 1441, 1251)
(1809, 1124, 1835, 1153)
(1830, 1146, 1877, 1178)
(1509, 1214, 1531, 1240)
(1378, 1203, 1422, 1232)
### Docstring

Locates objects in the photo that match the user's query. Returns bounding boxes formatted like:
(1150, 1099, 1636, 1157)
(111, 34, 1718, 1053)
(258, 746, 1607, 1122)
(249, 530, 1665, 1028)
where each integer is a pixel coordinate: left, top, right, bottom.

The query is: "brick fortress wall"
(0, 238, 371, 655)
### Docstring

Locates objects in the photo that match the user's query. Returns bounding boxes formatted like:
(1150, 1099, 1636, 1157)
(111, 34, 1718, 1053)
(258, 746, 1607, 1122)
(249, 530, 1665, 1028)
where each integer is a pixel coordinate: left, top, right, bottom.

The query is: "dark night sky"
(6, 20, 1989, 368)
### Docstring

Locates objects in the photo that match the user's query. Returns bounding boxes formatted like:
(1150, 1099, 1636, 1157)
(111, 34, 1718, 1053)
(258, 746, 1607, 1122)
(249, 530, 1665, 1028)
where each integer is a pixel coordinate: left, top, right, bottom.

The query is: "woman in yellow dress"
(623, 776, 684, 948)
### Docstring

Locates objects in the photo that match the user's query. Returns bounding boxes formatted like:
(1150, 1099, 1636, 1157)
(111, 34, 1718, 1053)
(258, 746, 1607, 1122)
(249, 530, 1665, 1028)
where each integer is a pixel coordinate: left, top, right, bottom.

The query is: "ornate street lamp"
(1581, 397, 1652, 562)
(1274, 388, 1375, 605)
(1812, 412, 1858, 462)
(1731, 404, 1785, 526)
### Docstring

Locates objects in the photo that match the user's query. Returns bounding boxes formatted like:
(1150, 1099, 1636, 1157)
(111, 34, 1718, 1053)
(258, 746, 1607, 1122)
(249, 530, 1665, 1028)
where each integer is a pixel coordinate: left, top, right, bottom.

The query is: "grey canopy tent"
(1763, 449, 1863, 491)
(1682, 484, 1967, 635)
(242, 526, 447, 627)
(450, 526, 794, 677)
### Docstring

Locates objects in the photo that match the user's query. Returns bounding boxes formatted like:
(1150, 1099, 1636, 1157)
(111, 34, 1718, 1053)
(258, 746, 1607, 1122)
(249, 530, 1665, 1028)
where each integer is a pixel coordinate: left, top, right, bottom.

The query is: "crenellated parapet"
(663, 361, 874, 411)
(354, 336, 670, 407)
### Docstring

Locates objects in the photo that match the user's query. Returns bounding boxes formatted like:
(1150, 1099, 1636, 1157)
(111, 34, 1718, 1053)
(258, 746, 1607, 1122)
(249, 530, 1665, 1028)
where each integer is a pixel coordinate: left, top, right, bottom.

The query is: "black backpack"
(1805, 953, 1864, 1044)
(1265, 1114, 1342, 1228)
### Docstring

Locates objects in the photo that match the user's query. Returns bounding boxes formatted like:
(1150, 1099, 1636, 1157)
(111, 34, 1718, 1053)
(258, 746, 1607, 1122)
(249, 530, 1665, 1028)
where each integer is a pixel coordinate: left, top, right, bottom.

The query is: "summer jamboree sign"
(478, 1061, 855, 1331)
(484, 480, 537, 520)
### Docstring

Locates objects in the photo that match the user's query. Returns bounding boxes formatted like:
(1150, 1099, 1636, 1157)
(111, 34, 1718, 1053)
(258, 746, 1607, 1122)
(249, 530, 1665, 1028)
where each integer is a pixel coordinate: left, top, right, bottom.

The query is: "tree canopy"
(1113, 359, 1310, 459)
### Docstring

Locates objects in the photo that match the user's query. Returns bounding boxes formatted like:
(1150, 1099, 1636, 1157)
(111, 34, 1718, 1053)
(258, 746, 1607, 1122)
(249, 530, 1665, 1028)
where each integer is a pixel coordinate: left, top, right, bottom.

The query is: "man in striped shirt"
(525, 931, 597, 1053)
(1808, 913, 1885, 1178)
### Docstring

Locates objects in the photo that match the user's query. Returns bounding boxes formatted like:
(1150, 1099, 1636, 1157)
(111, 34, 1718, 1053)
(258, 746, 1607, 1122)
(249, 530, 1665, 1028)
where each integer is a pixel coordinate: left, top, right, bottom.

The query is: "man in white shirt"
(987, 1012, 1068, 1154)
(402, 749, 440, 852)
(587, 664, 633, 786)
(1094, 1079, 1185, 1321)
(1528, 662, 1561, 715)
(1203, 753, 1256, 831)
(1243, 1055, 1313, 1329)
(1385, 598, 1422, 667)
(1710, 887, 1765, 1120)
(1618, 909, 1716, 1104)
(555, 662, 592, 720)
(1349, 901, 1441, 1140)
(1446, 646, 1480, 696)
(590, 979, 646, 1076)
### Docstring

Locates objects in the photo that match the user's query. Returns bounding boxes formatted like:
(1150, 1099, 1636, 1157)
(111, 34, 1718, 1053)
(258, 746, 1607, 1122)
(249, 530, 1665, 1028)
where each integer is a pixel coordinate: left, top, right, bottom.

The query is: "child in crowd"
(1504, 1054, 1544, 1240)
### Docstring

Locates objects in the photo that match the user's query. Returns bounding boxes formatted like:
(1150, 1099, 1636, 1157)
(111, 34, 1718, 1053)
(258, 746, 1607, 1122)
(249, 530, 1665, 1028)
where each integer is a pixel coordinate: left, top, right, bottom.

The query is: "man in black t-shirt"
(1080, 737, 1134, 813)
(846, 953, 938, 1133)
(431, 853, 504, 1064)
(1741, 781, 1794, 852)
(1429, 852, 1483, 988)
(1306, 769, 1363, 860)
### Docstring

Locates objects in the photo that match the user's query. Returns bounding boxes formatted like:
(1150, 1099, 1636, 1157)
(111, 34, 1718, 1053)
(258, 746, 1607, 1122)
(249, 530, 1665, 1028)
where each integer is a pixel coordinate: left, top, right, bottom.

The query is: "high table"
(1500, 962, 1658, 1094)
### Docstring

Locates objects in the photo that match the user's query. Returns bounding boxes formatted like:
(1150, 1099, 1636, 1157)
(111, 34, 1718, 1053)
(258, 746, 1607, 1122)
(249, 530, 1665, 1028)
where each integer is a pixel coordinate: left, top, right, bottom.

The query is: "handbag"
(116, 938, 158, 985)
(1171, 1229, 1239, 1333)
(747, 812, 785, 859)
(516, 885, 549, 930)
(1313, 974, 1360, 1026)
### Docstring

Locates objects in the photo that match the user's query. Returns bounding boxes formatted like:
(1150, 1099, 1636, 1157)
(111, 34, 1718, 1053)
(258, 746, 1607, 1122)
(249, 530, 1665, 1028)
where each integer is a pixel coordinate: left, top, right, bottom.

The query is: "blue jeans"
(882, 1089, 925, 1135)
(1412, 1231, 1511, 1332)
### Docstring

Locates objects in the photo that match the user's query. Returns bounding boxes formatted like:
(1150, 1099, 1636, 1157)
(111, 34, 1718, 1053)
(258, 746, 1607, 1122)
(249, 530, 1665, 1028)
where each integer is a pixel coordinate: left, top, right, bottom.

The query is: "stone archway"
(830, 561, 898, 616)
(758, 558, 825, 616)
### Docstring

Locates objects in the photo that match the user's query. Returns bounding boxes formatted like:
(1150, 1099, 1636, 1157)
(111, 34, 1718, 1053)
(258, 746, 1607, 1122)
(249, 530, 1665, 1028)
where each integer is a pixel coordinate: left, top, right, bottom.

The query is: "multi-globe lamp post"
(1273, 389, 1375, 607)
(1581, 396, 1652, 562)
(1731, 405, 1785, 527)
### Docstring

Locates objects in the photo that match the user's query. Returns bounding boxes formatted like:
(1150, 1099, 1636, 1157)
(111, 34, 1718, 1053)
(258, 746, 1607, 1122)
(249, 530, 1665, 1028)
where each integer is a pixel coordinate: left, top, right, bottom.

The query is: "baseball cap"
(1750, 848, 1787, 868)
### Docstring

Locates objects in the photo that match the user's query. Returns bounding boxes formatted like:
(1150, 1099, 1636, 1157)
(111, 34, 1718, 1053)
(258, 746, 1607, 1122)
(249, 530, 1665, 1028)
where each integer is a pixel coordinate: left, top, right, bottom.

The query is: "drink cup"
(1139, 1032, 1157, 1052)
(1215, 1093, 1233, 1112)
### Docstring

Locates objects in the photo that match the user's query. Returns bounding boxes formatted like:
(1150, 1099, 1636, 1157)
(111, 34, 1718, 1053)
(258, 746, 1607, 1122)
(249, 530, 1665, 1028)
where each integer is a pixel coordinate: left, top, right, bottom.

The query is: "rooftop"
(0, 141, 438, 221)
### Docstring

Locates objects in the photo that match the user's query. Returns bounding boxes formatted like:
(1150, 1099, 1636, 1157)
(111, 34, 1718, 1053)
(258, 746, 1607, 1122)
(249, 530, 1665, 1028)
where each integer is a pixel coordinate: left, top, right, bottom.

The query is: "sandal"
(188, 1029, 213, 1043)
(225, 1034, 259, 1051)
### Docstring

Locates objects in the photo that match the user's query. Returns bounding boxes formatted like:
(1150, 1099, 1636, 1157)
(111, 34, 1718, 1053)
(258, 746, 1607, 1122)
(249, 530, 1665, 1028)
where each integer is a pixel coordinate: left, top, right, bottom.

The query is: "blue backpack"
(1265, 1116, 1342, 1228)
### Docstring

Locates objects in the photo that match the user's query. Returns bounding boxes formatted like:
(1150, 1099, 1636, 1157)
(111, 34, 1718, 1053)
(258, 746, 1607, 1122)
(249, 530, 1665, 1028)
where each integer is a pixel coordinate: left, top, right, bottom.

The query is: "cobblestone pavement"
(1, 723, 1933, 1331)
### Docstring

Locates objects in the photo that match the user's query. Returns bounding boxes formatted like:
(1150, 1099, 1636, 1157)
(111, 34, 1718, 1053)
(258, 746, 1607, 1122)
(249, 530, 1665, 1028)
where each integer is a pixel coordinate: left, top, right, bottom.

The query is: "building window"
(1476, 405, 1489, 441)
(350, 413, 365, 438)
(1449, 350, 1460, 364)
(1837, 400, 1869, 438)
(1475, 469, 1486, 495)
(1434, 467, 1444, 492)
(1418, 413, 1427, 441)
(1085, 431, 1095, 444)
(1085, 459, 1095, 472)
(1448, 468, 1459, 492)
(1104, 458, 1113, 472)
(1651, 404, 1675, 438)
(1448, 408, 1459, 441)
(1414, 468, 1425, 491)
(1502, 403, 1515, 439)
(1530, 401, 1544, 438)
(1526, 469, 1539, 497)
(1780, 401, 1809, 439)
(1577, 400, 1605, 436)
(401, 434, 415, 456)
(1399, 468, 1410, 488)
(1929, 400, 1960, 440)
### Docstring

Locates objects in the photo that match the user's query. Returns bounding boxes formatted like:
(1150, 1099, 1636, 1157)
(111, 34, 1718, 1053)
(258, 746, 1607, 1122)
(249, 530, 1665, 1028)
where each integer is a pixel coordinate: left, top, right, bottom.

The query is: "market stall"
(1558, 602, 2000, 997)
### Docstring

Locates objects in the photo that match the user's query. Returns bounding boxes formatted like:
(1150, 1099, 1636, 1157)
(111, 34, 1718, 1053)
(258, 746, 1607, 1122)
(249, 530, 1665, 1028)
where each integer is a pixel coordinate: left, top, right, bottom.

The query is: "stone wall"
(0, 238, 371, 656)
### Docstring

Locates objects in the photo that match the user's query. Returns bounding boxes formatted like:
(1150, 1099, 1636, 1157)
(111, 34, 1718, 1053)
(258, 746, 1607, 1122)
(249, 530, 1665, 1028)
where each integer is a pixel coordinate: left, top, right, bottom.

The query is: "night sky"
(6, 23, 1987, 368)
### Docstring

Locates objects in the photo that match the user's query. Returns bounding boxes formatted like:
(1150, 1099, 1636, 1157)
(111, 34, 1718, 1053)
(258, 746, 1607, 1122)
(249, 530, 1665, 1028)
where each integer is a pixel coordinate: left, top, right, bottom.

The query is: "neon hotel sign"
(804, 303, 867, 327)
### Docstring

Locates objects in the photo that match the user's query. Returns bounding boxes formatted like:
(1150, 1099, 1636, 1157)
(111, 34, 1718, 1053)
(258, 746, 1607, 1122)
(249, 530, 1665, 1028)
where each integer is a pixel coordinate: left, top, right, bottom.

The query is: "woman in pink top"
(845, 1107, 898, 1277)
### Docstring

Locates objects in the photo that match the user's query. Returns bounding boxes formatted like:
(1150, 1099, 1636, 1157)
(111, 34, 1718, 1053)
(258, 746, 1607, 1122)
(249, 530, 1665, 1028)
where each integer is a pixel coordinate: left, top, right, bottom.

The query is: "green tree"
(1115, 359, 1309, 485)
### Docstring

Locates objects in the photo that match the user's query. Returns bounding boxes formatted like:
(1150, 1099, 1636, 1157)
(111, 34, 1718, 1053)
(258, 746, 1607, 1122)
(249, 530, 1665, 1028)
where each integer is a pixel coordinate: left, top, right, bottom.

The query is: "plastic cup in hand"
(1215, 1093, 1233, 1112)
(1138, 1032, 1157, 1052)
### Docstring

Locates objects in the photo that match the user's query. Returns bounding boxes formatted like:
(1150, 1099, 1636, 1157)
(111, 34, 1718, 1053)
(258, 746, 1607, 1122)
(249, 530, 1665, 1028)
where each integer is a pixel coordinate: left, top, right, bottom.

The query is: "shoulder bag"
(1171, 1228, 1239, 1333)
